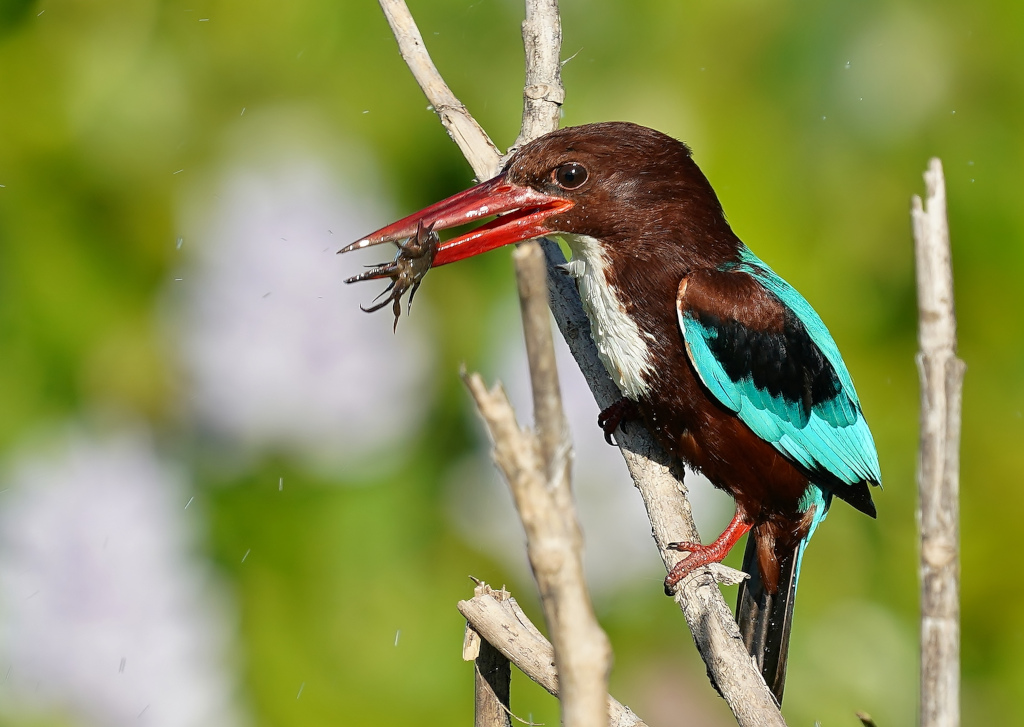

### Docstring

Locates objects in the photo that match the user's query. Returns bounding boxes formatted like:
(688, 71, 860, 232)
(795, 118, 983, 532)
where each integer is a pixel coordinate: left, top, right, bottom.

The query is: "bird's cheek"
(544, 213, 573, 234)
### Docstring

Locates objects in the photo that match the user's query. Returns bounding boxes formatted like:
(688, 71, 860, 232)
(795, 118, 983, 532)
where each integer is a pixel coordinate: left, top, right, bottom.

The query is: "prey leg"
(345, 220, 439, 331)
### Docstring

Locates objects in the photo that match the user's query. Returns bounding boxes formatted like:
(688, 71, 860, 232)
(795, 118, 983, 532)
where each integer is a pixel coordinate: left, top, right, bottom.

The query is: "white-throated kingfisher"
(341, 122, 882, 703)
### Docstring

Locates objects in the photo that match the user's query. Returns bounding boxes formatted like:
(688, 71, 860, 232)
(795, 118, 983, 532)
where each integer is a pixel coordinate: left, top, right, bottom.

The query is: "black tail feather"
(735, 535, 801, 706)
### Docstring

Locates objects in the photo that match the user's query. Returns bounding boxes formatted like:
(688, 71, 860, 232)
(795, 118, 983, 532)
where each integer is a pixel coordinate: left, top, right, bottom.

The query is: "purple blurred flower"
(173, 153, 434, 474)
(0, 429, 245, 727)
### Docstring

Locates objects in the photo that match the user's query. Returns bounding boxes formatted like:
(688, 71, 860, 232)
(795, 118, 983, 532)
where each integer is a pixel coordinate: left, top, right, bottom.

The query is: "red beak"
(339, 174, 573, 266)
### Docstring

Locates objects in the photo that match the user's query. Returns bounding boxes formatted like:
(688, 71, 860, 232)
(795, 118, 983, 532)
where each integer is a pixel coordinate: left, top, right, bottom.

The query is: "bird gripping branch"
(341, 122, 882, 704)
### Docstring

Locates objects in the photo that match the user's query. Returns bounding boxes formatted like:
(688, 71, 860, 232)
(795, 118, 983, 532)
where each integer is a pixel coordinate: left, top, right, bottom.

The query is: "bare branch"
(459, 586, 647, 727)
(463, 341, 612, 727)
(463, 584, 513, 727)
(377, 0, 501, 180)
(912, 158, 964, 727)
(516, 242, 570, 492)
(514, 0, 565, 151)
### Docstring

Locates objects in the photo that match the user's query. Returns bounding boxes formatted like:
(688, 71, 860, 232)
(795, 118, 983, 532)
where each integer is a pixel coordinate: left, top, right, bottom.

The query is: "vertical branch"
(464, 585, 513, 727)
(912, 158, 965, 727)
(518, 241, 570, 486)
(514, 3, 614, 725)
(463, 244, 612, 727)
(475, 639, 512, 727)
(514, 0, 565, 150)
(513, 242, 612, 727)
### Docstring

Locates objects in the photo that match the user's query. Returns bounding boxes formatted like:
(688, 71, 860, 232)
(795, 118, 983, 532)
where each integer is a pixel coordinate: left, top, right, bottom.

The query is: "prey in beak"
(344, 220, 439, 332)
(339, 173, 573, 328)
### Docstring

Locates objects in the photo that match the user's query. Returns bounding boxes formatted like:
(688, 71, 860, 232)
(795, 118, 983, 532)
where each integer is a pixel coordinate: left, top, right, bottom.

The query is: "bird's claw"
(662, 541, 719, 594)
(665, 541, 700, 552)
(597, 398, 639, 445)
(345, 220, 439, 331)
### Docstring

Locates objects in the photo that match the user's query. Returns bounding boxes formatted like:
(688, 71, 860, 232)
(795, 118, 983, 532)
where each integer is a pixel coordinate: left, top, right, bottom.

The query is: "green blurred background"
(0, 0, 1021, 725)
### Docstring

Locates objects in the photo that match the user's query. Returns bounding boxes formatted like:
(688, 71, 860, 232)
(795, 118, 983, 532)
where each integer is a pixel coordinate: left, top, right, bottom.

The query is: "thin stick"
(464, 584, 513, 727)
(377, 0, 502, 180)
(475, 639, 513, 727)
(459, 586, 648, 727)
(463, 340, 612, 727)
(515, 241, 613, 727)
(912, 158, 964, 727)
(514, 0, 565, 151)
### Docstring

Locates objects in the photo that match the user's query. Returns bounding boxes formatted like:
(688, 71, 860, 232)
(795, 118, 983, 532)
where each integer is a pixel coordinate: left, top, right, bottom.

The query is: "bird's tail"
(735, 534, 804, 706)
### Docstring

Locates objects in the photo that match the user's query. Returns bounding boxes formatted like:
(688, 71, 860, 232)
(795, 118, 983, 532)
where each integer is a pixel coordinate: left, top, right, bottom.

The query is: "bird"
(341, 121, 881, 703)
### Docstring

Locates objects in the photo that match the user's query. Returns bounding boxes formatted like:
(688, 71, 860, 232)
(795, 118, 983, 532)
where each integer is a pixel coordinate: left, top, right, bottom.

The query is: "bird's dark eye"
(553, 162, 588, 190)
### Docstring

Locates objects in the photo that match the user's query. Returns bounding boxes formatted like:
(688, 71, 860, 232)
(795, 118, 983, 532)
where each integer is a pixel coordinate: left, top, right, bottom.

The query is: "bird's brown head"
(341, 121, 735, 267)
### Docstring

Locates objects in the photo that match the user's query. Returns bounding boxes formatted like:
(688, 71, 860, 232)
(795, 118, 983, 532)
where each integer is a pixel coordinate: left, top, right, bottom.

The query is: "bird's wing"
(676, 252, 881, 490)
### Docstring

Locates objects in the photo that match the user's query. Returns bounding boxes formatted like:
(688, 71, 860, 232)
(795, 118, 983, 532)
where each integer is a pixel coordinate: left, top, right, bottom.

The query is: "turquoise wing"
(677, 251, 881, 496)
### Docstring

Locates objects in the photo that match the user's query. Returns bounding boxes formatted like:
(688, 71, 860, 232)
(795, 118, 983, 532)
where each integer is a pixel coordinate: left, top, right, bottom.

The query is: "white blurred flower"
(0, 428, 245, 727)
(173, 132, 433, 474)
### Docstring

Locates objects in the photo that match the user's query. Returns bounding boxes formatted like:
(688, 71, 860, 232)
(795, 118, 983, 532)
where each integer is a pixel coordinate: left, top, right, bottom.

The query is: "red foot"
(663, 509, 752, 595)
(597, 398, 640, 445)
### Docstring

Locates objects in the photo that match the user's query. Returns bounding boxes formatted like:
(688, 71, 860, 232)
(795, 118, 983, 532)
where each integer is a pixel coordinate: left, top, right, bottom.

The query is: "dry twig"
(464, 243, 612, 727)
(377, 0, 501, 179)
(463, 583, 514, 727)
(912, 158, 964, 727)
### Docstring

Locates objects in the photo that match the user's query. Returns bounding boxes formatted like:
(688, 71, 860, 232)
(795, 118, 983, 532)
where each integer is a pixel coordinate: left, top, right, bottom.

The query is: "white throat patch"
(562, 234, 655, 400)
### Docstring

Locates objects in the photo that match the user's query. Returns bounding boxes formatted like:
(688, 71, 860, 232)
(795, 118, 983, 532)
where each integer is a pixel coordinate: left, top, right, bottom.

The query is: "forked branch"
(376, 1, 785, 724)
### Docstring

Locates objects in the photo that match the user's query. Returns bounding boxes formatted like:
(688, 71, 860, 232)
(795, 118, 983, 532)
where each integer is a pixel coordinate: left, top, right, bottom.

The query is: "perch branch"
(513, 0, 565, 152)
(912, 158, 964, 727)
(378, 1, 785, 724)
(459, 583, 647, 727)
(462, 245, 612, 727)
